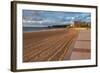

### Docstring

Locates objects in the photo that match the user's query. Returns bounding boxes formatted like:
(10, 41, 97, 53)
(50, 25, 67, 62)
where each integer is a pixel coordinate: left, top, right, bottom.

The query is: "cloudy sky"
(22, 10, 91, 27)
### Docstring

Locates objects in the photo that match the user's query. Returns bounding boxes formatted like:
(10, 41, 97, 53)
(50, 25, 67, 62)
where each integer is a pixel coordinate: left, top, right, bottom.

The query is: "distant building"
(73, 21, 91, 28)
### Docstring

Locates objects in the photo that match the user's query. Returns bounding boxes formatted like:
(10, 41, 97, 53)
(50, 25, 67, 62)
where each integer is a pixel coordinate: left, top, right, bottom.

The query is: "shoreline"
(23, 28, 68, 33)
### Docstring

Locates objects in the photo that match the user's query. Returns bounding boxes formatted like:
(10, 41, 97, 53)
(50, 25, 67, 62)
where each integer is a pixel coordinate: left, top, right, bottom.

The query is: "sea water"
(23, 27, 53, 32)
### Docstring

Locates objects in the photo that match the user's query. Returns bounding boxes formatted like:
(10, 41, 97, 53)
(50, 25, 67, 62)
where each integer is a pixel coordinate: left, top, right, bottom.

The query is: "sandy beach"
(23, 28, 78, 62)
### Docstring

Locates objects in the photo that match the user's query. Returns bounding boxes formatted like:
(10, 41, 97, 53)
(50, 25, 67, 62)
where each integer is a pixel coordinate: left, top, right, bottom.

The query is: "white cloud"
(22, 19, 73, 27)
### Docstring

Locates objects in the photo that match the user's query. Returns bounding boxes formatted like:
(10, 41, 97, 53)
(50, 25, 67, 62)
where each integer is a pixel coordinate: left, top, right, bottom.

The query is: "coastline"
(23, 28, 68, 33)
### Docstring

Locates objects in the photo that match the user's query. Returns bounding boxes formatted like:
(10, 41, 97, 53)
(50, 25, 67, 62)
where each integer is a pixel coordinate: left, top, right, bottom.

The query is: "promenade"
(70, 28, 91, 60)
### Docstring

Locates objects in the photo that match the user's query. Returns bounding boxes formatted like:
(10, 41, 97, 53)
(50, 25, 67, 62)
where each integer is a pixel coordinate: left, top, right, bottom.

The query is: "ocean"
(23, 27, 53, 32)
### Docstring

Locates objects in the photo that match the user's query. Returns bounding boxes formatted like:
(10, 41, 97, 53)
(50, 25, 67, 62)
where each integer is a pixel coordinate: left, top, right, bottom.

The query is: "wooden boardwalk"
(23, 28, 78, 62)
